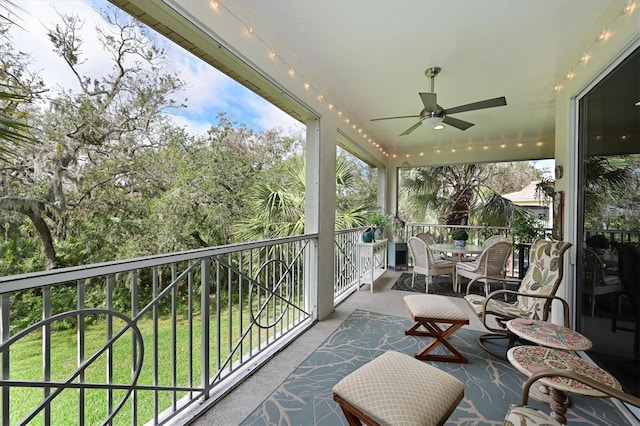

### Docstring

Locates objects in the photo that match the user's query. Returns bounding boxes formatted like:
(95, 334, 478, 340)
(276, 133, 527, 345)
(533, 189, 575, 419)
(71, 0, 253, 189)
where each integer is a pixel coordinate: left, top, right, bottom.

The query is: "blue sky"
(9, 0, 304, 137)
(8, 1, 554, 175)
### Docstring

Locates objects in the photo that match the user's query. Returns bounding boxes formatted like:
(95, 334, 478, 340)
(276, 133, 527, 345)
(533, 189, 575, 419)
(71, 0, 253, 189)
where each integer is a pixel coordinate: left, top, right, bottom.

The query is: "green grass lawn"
(4, 306, 278, 425)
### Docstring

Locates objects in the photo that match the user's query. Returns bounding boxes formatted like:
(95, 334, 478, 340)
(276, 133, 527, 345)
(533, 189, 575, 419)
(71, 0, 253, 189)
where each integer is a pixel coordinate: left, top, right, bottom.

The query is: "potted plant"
(368, 211, 391, 240)
(535, 178, 555, 204)
(451, 229, 469, 247)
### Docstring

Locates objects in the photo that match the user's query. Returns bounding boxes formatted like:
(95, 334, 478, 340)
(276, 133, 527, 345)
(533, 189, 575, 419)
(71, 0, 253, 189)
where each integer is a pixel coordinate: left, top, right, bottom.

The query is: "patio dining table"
(429, 243, 485, 261)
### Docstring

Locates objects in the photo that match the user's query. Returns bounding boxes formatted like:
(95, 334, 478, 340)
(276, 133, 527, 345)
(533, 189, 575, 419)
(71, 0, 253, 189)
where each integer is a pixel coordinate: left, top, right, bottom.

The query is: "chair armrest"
(465, 275, 521, 295)
(521, 369, 640, 407)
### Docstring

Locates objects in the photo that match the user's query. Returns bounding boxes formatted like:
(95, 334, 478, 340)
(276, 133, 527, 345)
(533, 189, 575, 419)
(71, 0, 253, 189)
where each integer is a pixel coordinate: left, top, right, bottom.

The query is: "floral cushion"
(465, 240, 572, 320)
(516, 240, 572, 316)
(464, 293, 533, 318)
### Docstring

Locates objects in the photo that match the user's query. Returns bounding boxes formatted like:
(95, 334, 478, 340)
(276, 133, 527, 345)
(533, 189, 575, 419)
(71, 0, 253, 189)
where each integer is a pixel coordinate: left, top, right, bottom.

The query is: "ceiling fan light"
(423, 116, 443, 125)
(434, 124, 445, 130)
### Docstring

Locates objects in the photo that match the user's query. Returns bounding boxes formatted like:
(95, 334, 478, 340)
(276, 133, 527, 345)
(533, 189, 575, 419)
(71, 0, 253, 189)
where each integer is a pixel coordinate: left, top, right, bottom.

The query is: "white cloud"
(244, 91, 304, 133)
(9, 0, 304, 135)
(10, 1, 113, 94)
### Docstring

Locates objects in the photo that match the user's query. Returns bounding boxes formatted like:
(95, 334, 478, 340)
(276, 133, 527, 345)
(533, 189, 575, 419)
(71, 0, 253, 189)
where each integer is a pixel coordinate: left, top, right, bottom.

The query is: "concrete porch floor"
(190, 270, 486, 425)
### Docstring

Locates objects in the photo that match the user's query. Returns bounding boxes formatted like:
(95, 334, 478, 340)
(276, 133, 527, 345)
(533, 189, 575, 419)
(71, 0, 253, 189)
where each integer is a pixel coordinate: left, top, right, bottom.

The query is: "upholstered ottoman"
(332, 351, 465, 426)
(403, 294, 470, 363)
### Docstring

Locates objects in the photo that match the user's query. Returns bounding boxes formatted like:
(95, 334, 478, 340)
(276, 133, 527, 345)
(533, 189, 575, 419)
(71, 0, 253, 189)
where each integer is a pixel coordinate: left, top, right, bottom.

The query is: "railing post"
(200, 257, 211, 401)
(1, 294, 9, 426)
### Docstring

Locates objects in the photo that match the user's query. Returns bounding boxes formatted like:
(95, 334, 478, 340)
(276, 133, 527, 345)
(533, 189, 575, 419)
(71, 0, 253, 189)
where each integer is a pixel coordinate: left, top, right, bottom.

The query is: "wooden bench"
(403, 294, 470, 363)
(333, 351, 464, 426)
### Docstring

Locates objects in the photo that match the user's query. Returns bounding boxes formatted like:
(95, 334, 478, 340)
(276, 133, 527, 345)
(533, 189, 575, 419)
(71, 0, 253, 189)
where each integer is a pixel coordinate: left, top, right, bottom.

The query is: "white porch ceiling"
(116, 0, 633, 165)
(239, 0, 617, 161)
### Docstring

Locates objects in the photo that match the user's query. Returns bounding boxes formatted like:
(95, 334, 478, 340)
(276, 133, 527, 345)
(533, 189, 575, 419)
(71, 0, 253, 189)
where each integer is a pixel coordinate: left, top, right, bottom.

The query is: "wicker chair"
(407, 237, 455, 292)
(464, 239, 572, 359)
(415, 232, 446, 260)
(454, 241, 512, 294)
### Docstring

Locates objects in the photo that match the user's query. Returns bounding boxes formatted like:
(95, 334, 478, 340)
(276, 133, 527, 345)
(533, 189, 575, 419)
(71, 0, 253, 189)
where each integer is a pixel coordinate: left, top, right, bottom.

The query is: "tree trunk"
(0, 197, 60, 270)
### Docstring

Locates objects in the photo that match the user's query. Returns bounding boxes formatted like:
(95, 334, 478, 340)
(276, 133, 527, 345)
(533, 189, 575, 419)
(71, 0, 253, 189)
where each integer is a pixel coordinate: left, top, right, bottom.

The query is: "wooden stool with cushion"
(332, 351, 465, 426)
(403, 294, 470, 363)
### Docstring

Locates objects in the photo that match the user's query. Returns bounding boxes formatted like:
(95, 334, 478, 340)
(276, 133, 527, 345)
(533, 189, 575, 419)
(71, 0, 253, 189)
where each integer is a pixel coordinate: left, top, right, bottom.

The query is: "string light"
(207, 2, 634, 158)
(597, 29, 611, 42)
(201, 2, 384, 157)
(553, 2, 637, 92)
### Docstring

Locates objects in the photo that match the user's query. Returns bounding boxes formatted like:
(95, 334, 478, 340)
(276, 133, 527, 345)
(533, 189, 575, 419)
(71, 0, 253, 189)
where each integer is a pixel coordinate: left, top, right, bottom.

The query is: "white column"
(377, 164, 388, 212)
(305, 116, 337, 320)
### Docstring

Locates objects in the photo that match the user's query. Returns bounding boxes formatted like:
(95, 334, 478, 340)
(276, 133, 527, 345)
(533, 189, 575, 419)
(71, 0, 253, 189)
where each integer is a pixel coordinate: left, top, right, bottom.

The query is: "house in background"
(503, 181, 553, 229)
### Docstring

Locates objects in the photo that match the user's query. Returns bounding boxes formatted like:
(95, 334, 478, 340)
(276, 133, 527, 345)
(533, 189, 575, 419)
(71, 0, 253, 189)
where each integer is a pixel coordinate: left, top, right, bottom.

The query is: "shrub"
(451, 229, 469, 241)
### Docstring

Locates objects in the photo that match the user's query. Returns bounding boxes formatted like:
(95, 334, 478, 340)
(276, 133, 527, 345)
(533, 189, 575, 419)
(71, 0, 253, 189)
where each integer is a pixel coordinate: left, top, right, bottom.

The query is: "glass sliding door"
(576, 45, 640, 398)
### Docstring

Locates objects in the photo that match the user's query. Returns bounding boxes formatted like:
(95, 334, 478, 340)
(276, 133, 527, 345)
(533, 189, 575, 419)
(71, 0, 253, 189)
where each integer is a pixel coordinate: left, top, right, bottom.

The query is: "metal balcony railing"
(334, 228, 365, 303)
(0, 236, 315, 425)
(4, 225, 636, 424)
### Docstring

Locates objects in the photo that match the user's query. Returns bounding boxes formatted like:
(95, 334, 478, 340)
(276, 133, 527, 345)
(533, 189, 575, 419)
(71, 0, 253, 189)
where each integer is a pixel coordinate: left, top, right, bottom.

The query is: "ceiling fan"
(371, 67, 507, 135)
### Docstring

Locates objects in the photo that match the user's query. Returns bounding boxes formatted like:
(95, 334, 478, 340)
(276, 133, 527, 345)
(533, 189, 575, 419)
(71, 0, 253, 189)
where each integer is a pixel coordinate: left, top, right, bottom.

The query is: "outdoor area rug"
(240, 309, 631, 425)
(391, 272, 518, 298)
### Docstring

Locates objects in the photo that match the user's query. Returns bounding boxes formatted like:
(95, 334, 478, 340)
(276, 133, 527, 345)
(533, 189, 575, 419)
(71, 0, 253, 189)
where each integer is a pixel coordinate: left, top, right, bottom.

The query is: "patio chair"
(454, 240, 512, 294)
(456, 234, 510, 263)
(464, 239, 572, 359)
(582, 246, 621, 317)
(407, 237, 455, 292)
(415, 232, 446, 260)
(504, 368, 640, 425)
(482, 235, 510, 247)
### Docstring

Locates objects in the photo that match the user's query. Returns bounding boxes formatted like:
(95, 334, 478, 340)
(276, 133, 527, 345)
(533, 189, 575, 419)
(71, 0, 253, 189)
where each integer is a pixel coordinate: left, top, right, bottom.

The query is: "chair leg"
(478, 332, 513, 361)
(411, 272, 416, 288)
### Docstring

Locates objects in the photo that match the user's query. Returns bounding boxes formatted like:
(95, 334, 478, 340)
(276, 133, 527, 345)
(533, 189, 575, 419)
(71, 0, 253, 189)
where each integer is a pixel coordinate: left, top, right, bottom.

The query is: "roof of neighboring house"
(502, 181, 543, 206)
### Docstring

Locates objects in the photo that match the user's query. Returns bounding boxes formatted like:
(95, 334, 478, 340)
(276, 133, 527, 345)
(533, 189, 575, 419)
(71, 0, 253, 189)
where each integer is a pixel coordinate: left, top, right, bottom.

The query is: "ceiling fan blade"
(419, 92, 437, 112)
(443, 96, 507, 115)
(371, 114, 420, 122)
(442, 116, 474, 131)
(400, 121, 422, 136)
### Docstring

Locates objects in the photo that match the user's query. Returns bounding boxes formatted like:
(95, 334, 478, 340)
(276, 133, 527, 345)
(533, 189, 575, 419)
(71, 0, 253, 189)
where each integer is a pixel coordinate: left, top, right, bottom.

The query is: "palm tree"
(233, 154, 371, 241)
(583, 156, 632, 228)
(401, 164, 528, 227)
(0, 1, 33, 161)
